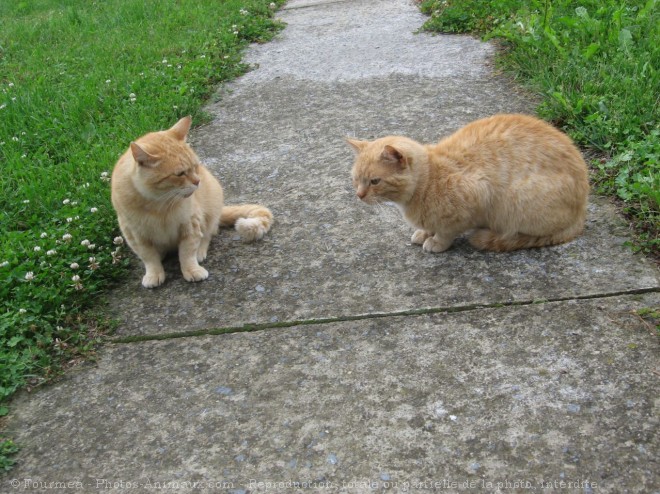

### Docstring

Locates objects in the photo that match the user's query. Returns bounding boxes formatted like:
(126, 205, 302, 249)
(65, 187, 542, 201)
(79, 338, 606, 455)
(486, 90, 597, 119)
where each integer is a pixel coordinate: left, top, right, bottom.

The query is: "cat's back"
(110, 148, 138, 213)
(440, 114, 569, 149)
(437, 114, 587, 177)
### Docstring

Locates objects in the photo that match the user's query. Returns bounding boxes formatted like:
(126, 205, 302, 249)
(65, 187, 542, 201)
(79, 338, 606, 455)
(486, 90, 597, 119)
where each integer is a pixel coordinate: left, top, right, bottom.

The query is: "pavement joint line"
(282, 0, 353, 11)
(109, 286, 660, 344)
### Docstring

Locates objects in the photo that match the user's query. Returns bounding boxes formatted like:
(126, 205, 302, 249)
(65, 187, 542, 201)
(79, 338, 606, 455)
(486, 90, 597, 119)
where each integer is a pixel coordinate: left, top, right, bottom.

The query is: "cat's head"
(347, 136, 424, 205)
(130, 116, 202, 200)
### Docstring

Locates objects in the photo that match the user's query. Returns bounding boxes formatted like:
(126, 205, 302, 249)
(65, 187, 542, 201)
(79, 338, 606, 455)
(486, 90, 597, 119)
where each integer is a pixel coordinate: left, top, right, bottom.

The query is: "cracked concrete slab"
(4, 295, 659, 492)
(4, 0, 659, 492)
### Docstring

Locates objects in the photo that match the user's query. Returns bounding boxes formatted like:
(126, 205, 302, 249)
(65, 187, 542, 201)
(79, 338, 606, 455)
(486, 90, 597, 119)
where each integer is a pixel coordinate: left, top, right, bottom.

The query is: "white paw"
(422, 236, 453, 253)
(142, 270, 166, 288)
(197, 247, 208, 263)
(183, 266, 209, 283)
(411, 229, 431, 245)
(235, 218, 268, 242)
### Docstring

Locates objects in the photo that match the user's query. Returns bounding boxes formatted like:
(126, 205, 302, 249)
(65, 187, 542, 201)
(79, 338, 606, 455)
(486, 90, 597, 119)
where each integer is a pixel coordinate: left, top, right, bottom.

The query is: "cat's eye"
(175, 171, 186, 177)
(370, 178, 381, 185)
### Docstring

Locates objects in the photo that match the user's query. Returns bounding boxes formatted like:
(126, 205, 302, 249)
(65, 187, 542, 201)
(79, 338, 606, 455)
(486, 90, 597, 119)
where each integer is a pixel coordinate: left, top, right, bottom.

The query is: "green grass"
(0, 0, 285, 468)
(420, 0, 659, 255)
(635, 307, 660, 334)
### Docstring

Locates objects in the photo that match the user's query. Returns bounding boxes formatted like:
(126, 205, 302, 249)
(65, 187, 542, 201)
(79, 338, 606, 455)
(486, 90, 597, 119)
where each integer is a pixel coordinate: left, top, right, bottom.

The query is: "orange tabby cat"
(111, 116, 273, 288)
(348, 114, 589, 252)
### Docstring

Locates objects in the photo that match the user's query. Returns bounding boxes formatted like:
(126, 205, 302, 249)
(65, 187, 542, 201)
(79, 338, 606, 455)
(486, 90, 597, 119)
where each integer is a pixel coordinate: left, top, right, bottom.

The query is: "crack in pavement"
(110, 286, 660, 344)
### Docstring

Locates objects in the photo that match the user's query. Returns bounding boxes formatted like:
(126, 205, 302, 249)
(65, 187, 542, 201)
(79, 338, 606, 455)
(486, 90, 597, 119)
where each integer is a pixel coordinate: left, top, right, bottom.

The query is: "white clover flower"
(81, 239, 90, 247)
(19, 308, 27, 314)
(106, 79, 111, 83)
(269, 2, 276, 8)
(63, 199, 70, 204)
(62, 233, 72, 241)
(113, 236, 124, 245)
(25, 271, 34, 281)
(33, 246, 41, 252)
(8, 82, 14, 87)
(70, 262, 79, 269)
(40, 232, 48, 238)
(89, 257, 96, 263)
(162, 59, 168, 64)
(240, 8, 248, 15)
(90, 207, 98, 213)
(87, 244, 96, 250)
(74, 215, 80, 220)
(23, 199, 29, 204)
(47, 249, 57, 256)
(72, 201, 78, 206)
(0, 104, 6, 110)
(72, 274, 81, 282)
(67, 217, 73, 223)
(0, 261, 8, 267)
(199, 54, 206, 59)
(111, 249, 123, 264)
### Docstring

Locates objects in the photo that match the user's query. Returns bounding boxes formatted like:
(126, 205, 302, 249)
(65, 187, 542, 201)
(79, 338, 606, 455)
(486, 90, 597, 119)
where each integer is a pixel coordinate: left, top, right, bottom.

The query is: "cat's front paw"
(183, 266, 209, 283)
(411, 229, 432, 245)
(142, 270, 166, 288)
(197, 247, 208, 263)
(422, 236, 453, 253)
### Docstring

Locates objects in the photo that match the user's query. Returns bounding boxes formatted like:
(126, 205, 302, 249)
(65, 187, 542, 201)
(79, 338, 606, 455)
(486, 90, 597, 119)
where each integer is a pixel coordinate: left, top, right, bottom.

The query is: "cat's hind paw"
(236, 217, 270, 243)
(142, 270, 166, 288)
(422, 236, 453, 253)
(183, 266, 209, 283)
(411, 229, 432, 245)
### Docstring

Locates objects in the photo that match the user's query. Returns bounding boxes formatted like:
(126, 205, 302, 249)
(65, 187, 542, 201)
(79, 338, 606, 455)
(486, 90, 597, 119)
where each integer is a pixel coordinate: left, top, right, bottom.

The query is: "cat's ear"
(381, 145, 407, 168)
(346, 138, 368, 153)
(169, 116, 192, 141)
(130, 142, 158, 167)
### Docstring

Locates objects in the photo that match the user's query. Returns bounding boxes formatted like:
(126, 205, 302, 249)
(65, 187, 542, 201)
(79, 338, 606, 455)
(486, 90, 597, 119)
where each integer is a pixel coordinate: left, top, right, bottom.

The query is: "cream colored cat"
(111, 116, 272, 288)
(348, 114, 589, 252)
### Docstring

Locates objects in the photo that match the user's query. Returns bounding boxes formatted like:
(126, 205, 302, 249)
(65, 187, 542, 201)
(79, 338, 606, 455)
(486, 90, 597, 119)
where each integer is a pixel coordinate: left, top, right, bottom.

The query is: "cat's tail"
(468, 224, 583, 252)
(220, 204, 273, 242)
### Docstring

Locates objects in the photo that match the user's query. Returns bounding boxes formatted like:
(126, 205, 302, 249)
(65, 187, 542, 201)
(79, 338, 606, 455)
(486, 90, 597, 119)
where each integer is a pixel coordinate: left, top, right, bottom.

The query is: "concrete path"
(4, 0, 659, 492)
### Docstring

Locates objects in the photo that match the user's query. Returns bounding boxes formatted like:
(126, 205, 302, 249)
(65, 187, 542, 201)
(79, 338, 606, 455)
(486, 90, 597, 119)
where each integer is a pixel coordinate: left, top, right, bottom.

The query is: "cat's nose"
(191, 177, 200, 187)
(356, 187, 367, 199)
